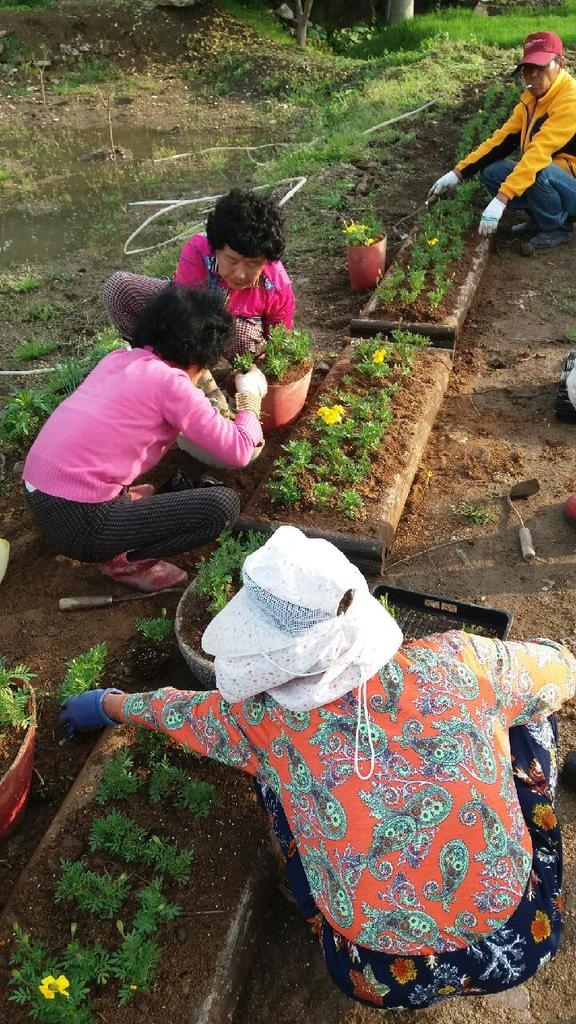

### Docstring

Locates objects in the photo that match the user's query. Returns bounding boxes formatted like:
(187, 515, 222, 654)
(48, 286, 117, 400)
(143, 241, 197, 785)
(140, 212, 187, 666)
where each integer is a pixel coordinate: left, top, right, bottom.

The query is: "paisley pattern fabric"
(257, 716, 563, 1009)
(121, 632, 575, 958)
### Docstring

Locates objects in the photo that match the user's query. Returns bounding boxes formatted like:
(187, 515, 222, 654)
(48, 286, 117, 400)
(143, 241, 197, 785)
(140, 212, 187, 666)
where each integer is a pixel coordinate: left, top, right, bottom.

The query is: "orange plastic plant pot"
(260, 367, 313, 435)
(347, 237, 387, 292)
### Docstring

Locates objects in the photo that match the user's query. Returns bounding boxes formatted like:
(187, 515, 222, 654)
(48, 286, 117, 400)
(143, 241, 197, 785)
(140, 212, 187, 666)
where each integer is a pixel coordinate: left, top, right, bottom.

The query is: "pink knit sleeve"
(163, 372, 263, 468)
(264, 262, 295, 330)
(173, 234, 210, 289)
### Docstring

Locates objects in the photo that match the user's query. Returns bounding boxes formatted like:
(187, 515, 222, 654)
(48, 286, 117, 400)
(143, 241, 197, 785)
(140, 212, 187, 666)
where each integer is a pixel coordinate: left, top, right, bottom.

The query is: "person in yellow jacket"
(428, 32, 576, 249)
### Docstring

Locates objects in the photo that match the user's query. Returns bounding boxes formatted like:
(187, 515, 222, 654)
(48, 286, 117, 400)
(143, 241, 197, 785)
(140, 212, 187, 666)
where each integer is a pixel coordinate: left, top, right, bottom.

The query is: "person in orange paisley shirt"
(60, 526, 575, 1010)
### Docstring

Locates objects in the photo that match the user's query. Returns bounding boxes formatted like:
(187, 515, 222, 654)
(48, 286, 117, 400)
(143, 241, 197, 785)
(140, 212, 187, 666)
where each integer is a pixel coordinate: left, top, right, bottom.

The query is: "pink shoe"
(566, 494, 576, 523)
(128, 484, 156, 501)
(100, 552, 188, 592)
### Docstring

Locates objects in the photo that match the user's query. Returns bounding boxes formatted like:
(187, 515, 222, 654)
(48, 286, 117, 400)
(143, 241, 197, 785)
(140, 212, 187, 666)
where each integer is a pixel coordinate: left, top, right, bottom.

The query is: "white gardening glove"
(427, 170, 460, 200)
(478, 197, 506, 236)
(567, 364, 576, 411)
(234, 366, 268, 398)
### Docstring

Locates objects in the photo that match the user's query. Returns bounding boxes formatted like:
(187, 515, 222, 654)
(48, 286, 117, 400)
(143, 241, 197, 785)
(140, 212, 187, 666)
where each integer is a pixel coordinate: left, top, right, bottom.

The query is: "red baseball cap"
(516, 31, 563, 69)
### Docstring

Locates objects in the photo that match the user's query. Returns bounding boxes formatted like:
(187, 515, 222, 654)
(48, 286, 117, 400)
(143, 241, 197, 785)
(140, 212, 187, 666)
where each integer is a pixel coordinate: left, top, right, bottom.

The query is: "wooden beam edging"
(190, 844, 278, 1024)
(377, 349, 452, 572)
(0, 728, 279, 1024)
(350, 236, 491, 346)
(239, 348, 453, 572)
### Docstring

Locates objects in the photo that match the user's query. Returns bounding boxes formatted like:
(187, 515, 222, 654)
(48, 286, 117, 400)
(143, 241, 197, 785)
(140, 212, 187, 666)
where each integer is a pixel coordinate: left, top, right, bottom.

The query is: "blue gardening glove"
(59, 688, 123, 737)
(478, 197, 506, 237)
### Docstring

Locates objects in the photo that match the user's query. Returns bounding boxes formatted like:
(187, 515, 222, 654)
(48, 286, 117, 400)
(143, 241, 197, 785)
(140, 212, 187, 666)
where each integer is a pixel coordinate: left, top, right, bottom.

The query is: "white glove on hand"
(478, 197, 506, 237)
(428, 170, 460, 200)
(235, 366, 268, 398)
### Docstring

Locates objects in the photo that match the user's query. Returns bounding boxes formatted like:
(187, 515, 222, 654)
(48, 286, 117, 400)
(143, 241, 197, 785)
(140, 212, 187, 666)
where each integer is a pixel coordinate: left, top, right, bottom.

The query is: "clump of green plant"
(136, 613, 173, 644)
(0, 332, 125, 453)
(96, 749, 141, 805)
(54, 859, 131, 919)
(7, 274, 41, 293)
(0, 661, 34, 730)
(89, 811, 193, 884)
(456, 500, 497, 526)
(148, 755, 219, 816)
(12, 338, 59, 362)
(378, 593, 398, 618)
(257, 324, 314, 382)
(192, 525, 266, 615)
(56, 643, 108, 703)
(343, 216, 383, 246)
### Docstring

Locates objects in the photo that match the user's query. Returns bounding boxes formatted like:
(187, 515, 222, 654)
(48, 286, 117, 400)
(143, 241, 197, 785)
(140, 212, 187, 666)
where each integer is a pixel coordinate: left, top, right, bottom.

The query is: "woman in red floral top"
(61, 526, 576, 1010)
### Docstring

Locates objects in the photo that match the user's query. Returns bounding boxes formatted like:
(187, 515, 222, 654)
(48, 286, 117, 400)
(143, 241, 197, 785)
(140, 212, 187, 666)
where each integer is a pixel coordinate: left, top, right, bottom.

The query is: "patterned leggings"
(256, 717, 563, 1010)
(24, 486, 241, 562)
(103, 271, 267, 357)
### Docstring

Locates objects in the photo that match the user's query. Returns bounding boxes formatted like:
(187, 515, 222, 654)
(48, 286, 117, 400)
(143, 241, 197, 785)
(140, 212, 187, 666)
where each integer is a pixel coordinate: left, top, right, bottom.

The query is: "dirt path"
(235, 232, 576, 1024)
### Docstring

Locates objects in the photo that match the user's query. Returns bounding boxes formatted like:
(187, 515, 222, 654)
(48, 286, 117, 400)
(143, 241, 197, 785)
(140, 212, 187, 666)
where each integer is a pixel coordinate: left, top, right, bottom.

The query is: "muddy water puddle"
(1, 122, 274, 267)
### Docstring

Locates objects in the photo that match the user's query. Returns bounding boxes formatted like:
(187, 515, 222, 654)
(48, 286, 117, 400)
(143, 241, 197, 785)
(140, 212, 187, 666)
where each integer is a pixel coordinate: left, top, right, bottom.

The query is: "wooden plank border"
(350, 237, 491, 346)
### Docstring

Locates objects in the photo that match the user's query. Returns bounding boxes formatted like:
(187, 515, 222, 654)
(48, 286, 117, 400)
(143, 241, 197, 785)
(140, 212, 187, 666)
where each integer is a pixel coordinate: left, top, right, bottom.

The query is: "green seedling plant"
(456, 500, 497, 526)
(193, 525, 266, 615)
(54, 859, 131, 919)
(0, 660, 34, 731)
(257, 324, 313, 383)
(56, 643, 108, 703)
(7, 274, 41, 293)
(112, 924, 161, 1007)
(96, 749, 141, 804)
(89, 810, 193, 884)
(136, 613, 173, 644)
(9, 923, 95, 1024)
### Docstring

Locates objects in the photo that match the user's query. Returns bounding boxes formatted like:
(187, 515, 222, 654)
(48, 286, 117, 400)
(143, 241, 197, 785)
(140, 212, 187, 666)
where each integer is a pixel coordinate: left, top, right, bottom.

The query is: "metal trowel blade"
(509, 478, 540, 499)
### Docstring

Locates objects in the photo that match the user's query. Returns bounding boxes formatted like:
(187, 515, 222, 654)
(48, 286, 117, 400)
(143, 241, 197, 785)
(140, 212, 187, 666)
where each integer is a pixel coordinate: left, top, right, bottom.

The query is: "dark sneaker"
(529, 228, 573, 248)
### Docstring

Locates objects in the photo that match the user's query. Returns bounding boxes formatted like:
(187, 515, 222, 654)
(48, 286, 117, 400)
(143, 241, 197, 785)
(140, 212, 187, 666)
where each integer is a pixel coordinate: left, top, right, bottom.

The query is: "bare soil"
(1, 6, 576, 1024)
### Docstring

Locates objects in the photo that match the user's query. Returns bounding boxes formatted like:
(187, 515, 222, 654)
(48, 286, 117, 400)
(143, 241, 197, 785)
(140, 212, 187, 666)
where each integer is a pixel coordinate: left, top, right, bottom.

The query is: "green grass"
(7, 274, 41, 293)
(51, 58, 118, 94)
(456, 500, 497, 526)
(20, 301, 60, 323)
(12, 338, 59, 361)
(346, 3, 576, 58)
(220, 0, 293, 45)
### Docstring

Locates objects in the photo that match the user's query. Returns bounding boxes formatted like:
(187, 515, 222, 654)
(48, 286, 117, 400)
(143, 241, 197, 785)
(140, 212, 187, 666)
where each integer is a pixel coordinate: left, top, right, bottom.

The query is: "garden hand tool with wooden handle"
(506, 478, 540, 561)
(59, 588, 184, 611)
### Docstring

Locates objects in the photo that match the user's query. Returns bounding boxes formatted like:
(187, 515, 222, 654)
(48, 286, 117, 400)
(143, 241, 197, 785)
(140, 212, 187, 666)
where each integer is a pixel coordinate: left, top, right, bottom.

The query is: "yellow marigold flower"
(532, 803, 557, 830)
(317, 404, 345, 425)
(390, 957, 417, 984)
(365, 237, 375, 246)
(345, 224, 357, 234)
(531, 910, 551, 942)
(39, 975, 70, 1000)
(427, 237, 439, 246)
(130, 984, 138, 991)
(372, 348, 387, 364)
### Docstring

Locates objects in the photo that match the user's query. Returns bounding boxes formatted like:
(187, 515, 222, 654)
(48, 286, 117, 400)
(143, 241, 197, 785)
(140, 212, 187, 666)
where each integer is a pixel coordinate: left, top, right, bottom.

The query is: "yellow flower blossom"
(130, 984, 138, 991)
(39, 975, 70, 1000)
(372, 348, 387, 364)
(317, 404, 346, 425)
(427, 237, 439, 246)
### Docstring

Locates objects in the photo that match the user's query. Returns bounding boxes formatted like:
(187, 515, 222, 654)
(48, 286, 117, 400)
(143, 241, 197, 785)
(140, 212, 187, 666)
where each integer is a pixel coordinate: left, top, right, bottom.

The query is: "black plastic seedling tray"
(372, 583, 512, 640)
(554, 349, 576, 422)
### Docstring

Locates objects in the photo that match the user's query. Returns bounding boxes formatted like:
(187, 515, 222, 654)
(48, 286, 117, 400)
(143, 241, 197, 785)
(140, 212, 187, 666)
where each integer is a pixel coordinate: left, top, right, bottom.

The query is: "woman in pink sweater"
(22, 286, 267, 592)
(104, 188, 295, 358)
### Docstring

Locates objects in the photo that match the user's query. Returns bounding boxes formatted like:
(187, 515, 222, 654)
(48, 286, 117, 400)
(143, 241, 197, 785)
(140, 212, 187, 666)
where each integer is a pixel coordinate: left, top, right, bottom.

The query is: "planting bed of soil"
(2, 7, 576, 1024)
(0, 727, 270, 1024)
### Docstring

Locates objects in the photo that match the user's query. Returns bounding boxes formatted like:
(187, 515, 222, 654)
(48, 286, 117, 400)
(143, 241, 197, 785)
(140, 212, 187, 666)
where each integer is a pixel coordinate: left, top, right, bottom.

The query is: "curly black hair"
(132, 285, 233, 369)
(205, 188, 286, 262)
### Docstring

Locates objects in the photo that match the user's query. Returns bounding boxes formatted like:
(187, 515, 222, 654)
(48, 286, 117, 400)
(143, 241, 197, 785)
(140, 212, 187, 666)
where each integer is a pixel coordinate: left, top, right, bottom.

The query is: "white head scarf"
(201, 526, 403, 778)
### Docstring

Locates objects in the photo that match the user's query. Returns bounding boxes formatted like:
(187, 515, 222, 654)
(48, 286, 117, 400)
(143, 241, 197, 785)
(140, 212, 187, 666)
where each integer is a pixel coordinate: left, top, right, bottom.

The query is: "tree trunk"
(388, 0, 414, 25)
(294, 0, 315, 49)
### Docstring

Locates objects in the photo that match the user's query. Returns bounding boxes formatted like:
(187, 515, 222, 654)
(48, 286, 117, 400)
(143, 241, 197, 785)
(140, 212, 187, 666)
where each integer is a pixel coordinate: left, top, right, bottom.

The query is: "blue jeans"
(482, 158, 576, 232)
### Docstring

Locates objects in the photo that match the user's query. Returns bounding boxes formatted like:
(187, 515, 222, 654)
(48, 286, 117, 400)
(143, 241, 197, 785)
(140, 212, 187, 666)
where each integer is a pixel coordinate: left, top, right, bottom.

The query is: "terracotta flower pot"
(260, 365, 313, 435)
(0, 685, 36, 840)
(347, 236, 387, 292)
